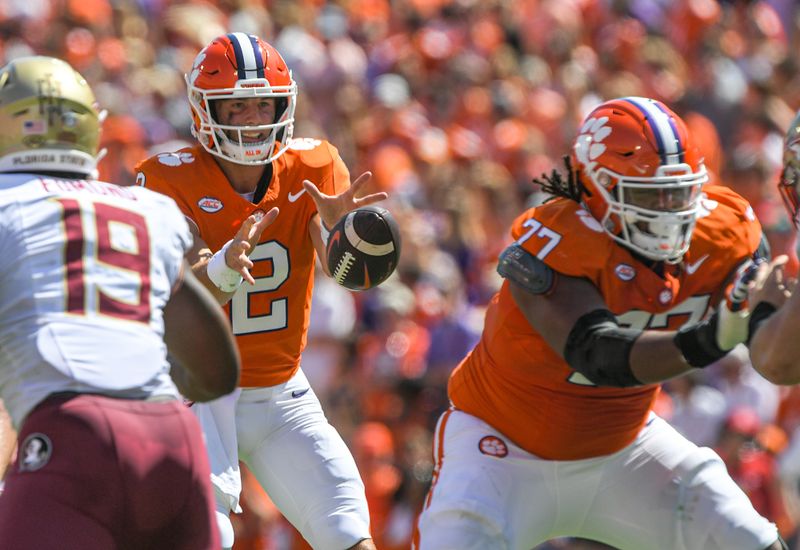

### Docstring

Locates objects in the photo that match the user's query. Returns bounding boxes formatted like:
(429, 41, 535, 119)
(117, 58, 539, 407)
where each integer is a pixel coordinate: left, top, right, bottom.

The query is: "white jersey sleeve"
(0, 174, 192, 428)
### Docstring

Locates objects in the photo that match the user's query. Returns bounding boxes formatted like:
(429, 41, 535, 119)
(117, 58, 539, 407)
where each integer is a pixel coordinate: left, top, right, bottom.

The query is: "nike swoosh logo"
(288, 189, 306, 203)
(291, 388, 309, 398)
(685, 254, 710, 275)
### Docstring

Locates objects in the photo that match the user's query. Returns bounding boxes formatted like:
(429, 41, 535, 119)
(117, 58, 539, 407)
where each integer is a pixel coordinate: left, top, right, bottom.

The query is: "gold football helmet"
(0, 56, 105, 177)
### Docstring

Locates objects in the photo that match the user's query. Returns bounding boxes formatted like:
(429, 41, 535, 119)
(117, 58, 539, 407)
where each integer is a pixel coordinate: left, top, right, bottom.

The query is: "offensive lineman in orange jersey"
(135, 33, 382, 550)
(415, 97, 788, 550)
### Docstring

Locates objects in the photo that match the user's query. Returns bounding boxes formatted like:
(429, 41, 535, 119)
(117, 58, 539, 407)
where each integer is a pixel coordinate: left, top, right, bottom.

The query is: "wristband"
(320, 220, 332, 245)
(746, 302, 777, 346)
(206, 240, 243, 293)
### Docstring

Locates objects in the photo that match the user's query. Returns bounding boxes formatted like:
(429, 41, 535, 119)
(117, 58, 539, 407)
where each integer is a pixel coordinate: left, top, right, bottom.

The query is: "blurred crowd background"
(4, 0, 800, 548)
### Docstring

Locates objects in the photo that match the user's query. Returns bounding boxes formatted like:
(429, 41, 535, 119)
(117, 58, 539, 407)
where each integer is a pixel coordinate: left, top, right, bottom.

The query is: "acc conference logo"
(197, 196, 223, 213)
(19, 433, 52, 472)
(614, 263, 636, 281)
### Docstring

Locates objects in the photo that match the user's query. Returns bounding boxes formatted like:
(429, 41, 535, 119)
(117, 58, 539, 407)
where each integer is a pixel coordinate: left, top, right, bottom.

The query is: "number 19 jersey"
(0, 173, 191, 429)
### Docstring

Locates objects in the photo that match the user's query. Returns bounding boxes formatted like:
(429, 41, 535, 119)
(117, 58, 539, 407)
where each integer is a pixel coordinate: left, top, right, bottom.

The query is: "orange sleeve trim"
(413, 406, 455, 550)
(423, 406, 455, 511)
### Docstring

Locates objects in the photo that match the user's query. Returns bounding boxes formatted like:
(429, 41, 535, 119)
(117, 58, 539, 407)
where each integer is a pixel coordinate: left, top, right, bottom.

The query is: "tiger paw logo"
(187, 51, 207, 86)
(574, 115, 612, 178)
(478, 435, 508, 458)
(157, 152, 195, 167)
(197, 196, 223, 213)
(288, 137, 322, 151)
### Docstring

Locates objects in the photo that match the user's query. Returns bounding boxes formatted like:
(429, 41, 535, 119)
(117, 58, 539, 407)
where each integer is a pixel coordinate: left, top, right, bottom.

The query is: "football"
(326, 205, 401, 291)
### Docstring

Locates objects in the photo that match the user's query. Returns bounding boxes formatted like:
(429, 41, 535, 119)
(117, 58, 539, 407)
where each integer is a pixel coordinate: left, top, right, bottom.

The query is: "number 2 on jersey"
(230, 240, 289, 334)
(58, 198, 151, 322)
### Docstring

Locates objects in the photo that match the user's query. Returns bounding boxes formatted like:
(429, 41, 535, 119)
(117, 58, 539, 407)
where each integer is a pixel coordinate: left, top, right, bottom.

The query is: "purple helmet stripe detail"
(622, 97, 684, 165)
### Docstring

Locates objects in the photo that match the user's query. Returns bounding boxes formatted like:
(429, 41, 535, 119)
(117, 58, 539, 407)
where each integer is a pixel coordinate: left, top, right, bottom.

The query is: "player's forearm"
(185, 228, 240, 305)
(164, 270, 240, 400)
(191, 258, 237, 305)
(308, 215, 332, 277)
(169, 358, 226, 402)
(629, 331, 695, 384)
(0, 400, 16, 480)
(748, 306, 800, 385)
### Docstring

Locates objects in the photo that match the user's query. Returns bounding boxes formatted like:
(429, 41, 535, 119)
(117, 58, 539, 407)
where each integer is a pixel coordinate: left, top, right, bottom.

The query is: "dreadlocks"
(532, 155, 587, 203)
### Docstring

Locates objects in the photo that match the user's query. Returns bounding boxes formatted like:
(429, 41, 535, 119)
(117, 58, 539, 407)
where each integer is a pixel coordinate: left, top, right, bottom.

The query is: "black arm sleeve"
(563, 309, 643, 388)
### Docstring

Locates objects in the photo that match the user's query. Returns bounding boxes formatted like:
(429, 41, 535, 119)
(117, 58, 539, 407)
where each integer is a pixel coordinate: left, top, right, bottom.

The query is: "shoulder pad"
(497, 243, 555, 295)
(285, 138, 335, 169)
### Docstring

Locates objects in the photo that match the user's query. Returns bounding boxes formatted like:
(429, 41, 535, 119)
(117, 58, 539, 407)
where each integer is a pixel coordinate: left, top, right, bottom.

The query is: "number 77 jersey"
(135, 142, 350, 387)
(448, 185, 763, 461)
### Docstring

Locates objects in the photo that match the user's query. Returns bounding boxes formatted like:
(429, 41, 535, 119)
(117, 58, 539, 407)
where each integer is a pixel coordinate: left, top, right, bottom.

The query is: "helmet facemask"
(573, 97, 710, 264)
(187, 77, 296, 165)
(588, 163, 707, 263)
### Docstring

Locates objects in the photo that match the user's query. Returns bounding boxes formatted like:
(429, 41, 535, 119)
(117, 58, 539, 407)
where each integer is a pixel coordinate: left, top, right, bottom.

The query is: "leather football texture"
(326, 205, 401, 291)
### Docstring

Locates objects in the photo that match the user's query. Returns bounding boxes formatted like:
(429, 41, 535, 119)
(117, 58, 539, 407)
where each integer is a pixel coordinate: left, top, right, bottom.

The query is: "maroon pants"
(0, 393, 219, 550)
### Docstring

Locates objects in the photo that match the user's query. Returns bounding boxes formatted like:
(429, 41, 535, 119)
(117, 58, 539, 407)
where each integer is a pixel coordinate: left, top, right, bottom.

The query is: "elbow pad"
(563, 309, 643, 388)
(674, 312, 727, 368)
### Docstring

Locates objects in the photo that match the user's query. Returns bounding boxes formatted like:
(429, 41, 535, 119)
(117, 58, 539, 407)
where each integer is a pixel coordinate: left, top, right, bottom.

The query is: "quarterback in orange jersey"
(747, 108, 800, 385)
(415, 97, 788, 550)
(135, 33, 383, 550)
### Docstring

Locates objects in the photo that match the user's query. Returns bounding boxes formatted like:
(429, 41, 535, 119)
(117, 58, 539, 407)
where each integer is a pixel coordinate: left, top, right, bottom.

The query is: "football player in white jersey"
(0, 56, 245, 549)
(746, 110, 800, 385)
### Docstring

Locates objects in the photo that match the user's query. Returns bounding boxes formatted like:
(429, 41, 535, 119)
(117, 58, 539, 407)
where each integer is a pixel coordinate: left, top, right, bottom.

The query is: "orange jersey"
(449, 185, 762, 460)
(135, 140, 350, 387)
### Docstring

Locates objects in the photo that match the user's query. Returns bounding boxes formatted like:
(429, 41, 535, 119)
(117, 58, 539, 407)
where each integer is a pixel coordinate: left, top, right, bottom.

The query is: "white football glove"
(716, 259, 763, 350)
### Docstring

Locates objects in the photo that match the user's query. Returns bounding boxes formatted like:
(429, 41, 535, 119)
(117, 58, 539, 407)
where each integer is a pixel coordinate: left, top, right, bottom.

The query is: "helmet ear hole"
(207, 100, 220, 124)
(275, 97, 289, 143)
(274, 98, 288, 123)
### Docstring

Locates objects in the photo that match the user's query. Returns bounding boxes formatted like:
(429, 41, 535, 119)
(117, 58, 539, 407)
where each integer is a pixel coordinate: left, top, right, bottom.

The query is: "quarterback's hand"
(303, 171, 388, 229)
(748, 255, 794, 309)
(224, 207, 279, 285)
